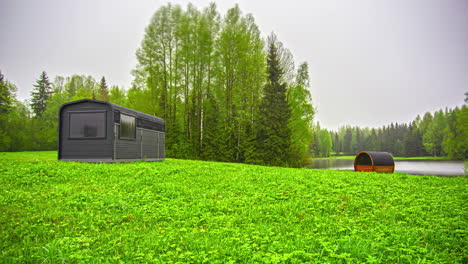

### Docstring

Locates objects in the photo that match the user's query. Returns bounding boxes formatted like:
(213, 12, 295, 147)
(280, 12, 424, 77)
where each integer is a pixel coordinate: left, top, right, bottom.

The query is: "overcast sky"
(1, 0, 467, 130)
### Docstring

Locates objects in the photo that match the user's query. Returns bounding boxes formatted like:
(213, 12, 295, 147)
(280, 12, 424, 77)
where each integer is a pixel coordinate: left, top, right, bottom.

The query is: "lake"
(308, 159, 467, 177)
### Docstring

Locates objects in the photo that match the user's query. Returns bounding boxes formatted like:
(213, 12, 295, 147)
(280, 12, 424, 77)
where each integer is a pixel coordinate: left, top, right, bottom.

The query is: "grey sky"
(1, 0, 467, 130)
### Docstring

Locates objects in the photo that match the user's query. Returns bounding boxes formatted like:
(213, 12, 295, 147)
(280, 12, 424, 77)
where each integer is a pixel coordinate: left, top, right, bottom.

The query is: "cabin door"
(141, 129, 159, 159)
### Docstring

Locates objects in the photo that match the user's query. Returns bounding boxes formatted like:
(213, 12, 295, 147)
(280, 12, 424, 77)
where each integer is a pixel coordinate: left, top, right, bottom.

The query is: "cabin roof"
(60, 99, 165, 124)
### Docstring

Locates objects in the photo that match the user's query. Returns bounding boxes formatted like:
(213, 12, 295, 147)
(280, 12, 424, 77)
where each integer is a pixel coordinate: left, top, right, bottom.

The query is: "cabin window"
(120, 114, 136, 139)
(69, 111, 106, 139)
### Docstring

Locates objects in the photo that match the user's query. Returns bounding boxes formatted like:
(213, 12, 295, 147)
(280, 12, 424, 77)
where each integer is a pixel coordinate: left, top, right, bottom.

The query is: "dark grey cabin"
(58, 99, 165, 162)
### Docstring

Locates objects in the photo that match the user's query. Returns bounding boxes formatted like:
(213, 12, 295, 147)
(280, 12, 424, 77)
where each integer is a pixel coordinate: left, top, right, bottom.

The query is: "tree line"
(331, 100, 467, 159)
(0, 3, 319, 167)
(0, 3, 465, 163)
(129, 3, 320, 167)
(0, 71, 125, 151)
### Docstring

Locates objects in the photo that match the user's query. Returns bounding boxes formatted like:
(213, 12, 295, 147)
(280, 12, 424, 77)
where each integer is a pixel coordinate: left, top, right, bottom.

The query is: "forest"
(0, 3, 466, 165)
(330, 105, 467, 159)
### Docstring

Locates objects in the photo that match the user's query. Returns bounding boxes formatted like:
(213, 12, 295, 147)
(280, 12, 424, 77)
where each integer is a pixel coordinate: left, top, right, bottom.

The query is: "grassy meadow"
(0, 151, 467, 263)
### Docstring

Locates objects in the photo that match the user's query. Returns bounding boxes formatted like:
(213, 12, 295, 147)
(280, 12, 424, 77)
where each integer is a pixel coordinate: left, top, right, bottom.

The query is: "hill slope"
(0, 151, 466, 263)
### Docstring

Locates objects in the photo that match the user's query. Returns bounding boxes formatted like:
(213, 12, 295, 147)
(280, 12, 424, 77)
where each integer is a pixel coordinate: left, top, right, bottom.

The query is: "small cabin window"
(69, 111, 106, 139)
(120, 114, 136, 139)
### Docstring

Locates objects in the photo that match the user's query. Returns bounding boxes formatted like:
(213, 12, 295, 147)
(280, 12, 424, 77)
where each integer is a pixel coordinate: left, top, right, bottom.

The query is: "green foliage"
(2, 4, 318, 167)
(317, 128, 333, 157)
(288, 62, 315, 166)
(134, 3, 272, 163)
(201, 95, 224, 161)
(30, 71, 52, 117)
(331, 100, 466, 159)
(423, 110, 447, 157)
(0, 70, 17, 114)
(403, 122, 425, 157)
(0, 151, 467, 263)
(2, 3, 465, 165)
(255, 34, 291, 166)
(443, 106, 468, 159)
(0, 72, 30, 152)
(0, 73, 123, 152)
(108, 85, 127, 106)
(0, 101, 32, 151)
(98, 76, 109, 101)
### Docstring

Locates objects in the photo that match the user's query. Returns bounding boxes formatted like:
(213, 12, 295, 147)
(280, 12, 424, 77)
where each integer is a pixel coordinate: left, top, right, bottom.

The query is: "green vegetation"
(332, 104, 468, 160)
(0, 150, 57, 161)
(1, 152, 466, 263)
(252, 34, 293, 167)
(0, 4, 317, 167)
(0, 3, 466, 164)
(30, 71, 52, 117)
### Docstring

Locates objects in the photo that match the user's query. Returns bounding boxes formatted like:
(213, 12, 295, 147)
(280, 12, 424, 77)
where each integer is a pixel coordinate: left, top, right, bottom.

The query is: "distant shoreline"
(317, 155, 461, 161)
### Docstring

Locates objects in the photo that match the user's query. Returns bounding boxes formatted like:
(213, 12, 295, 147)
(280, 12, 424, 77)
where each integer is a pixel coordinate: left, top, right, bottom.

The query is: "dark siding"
(60, 101, 113, 160)
(115, 129, 142, 159)
(61, 141, 113, 159)
(114, 128, 165, 160)
(137, 118, 165, 132)
(366, 151, 394, 166)
(159, 132, 165, 159)
(141, 129, 158, 159)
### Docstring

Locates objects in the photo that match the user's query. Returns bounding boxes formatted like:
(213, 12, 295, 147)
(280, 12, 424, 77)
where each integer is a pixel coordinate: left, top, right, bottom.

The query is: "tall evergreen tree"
(367, 129, 379, 151)
(255, 34, 291, 166)
(98, 76, 109, 101)
(30, 71, 52, 117)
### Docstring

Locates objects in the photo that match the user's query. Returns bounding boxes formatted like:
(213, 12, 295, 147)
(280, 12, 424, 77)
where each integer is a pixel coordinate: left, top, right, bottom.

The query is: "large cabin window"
(69, 111, 106, 139)
(120, 114, 136, 139)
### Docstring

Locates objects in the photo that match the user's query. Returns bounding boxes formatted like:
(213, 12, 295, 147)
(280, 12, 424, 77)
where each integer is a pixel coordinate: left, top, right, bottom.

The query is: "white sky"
(1, 0, 467, 130)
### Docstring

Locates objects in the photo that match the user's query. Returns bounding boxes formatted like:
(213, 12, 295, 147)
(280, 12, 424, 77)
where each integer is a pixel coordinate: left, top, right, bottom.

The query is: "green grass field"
(1, 151, 467, 263)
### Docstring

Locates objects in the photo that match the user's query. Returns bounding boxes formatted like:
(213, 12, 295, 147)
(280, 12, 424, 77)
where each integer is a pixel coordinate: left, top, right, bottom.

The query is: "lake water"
(308, 159, 467, 177)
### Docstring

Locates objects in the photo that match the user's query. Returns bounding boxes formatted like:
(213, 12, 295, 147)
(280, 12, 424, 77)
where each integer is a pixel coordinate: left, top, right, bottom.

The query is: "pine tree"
(201, 95, 223, 161)
(98, 76, 109, 101)
(30, 71, 52, 117)
(255, 34, 291, 166)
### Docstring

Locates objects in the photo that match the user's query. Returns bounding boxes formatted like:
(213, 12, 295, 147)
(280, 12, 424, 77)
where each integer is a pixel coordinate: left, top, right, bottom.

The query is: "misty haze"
(0, 0, 466, 262)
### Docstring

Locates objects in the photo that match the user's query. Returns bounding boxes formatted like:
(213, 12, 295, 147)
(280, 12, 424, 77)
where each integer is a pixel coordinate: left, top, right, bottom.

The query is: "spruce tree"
(255, 34, 291, 166)
(98, 76, 109, 101)
(201, 95, 223, 161)
(30, 71, 52, 117)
